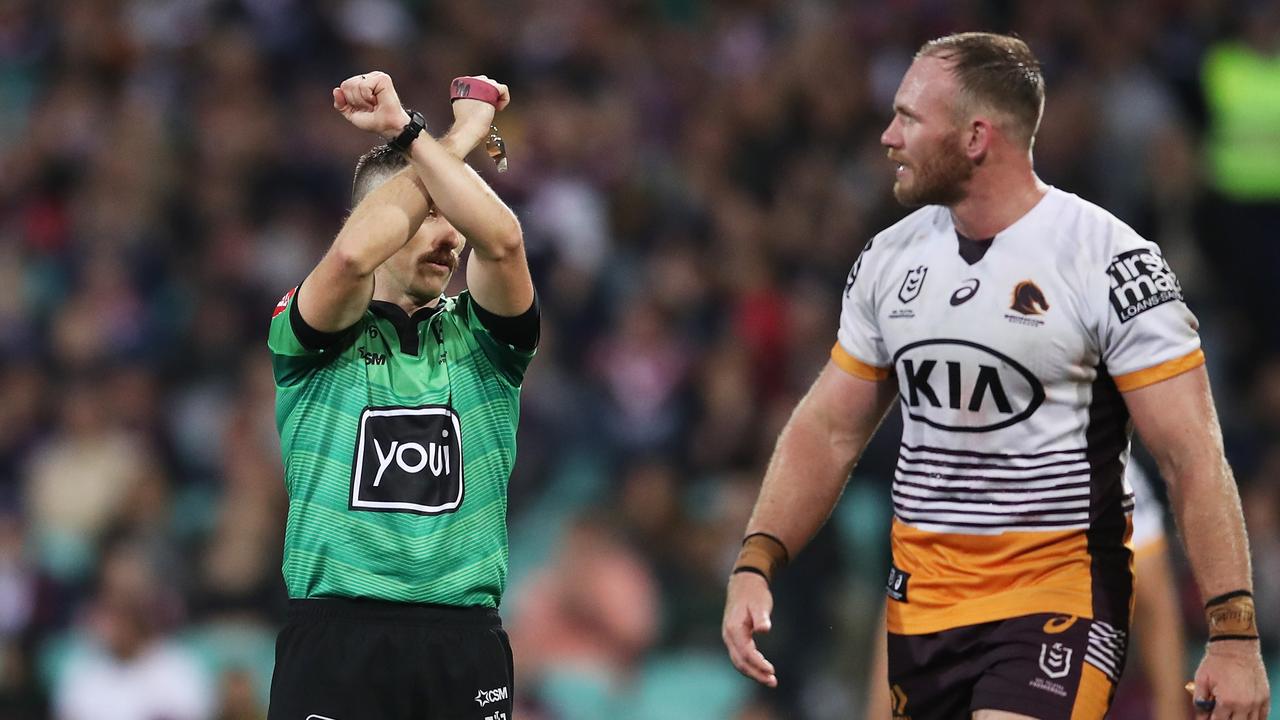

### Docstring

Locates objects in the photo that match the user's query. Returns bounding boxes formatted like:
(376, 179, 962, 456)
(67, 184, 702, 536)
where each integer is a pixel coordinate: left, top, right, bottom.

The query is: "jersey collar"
(369, 299, 446, 356)
(955, 231, 995, 265)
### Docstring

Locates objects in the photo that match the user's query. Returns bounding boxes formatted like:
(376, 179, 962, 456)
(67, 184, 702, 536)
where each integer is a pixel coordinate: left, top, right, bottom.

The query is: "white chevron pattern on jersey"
(1084, 619, 1128, 682)
(892, 444, 1135, 533)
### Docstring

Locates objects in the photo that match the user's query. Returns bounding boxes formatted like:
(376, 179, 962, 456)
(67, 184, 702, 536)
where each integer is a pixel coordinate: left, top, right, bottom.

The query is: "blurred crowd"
(0, 0, 1278, 718)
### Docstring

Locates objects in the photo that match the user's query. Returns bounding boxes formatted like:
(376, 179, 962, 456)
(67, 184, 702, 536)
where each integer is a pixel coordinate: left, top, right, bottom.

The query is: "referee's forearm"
(405, 134, 523, 260)
(330, 169, 432, 277)
(438, 118, 489, 160)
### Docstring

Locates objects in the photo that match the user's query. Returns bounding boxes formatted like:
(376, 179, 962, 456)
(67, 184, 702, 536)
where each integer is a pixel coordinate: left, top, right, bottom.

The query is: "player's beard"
(893, 139, 973, 208)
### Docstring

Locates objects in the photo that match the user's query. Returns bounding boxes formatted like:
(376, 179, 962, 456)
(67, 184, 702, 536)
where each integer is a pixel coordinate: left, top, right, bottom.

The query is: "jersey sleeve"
(458, 292, 537, 387)
(1097, 239, 1203, 392)
(833, 238, 893, 381)
(267, 284, 358, 386)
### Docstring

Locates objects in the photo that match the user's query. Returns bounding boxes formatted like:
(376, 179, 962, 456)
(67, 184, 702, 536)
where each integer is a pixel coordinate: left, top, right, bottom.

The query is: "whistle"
(485, 125, 508, 173)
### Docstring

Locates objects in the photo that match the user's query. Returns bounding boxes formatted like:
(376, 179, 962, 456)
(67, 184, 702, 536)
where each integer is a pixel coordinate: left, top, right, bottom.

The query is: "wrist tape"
(1205, 590, 1259, 642)
(450, 77, 502, 106)
(733, 533, 790, 585)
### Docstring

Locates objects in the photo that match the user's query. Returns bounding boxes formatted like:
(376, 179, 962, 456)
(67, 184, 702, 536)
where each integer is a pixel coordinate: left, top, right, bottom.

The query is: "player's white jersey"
(836, 187, 1202, 634)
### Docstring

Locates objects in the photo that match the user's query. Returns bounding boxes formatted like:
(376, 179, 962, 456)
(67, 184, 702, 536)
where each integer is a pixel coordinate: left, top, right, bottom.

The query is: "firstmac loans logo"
(1107, 249, 1183, 323)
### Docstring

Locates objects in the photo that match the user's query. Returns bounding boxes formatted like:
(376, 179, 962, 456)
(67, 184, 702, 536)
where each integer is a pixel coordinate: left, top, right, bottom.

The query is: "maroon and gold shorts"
(886, 613, 1127, 720)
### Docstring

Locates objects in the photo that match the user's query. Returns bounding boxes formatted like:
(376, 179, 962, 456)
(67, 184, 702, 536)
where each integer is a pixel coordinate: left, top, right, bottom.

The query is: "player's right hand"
(722, 572, 778, 687)
(333, 71, 410, 140)
(1192, 641, 1270, 718)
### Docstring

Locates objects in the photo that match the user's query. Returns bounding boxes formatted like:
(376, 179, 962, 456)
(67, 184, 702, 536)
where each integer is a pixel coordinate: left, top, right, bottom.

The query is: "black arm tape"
(1204, 589, 1252, 609)
(732, 567, 770, 582)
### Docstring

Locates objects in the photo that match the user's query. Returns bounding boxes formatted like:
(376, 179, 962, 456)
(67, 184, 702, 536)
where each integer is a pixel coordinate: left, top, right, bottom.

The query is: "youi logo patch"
(350, 406, 464, 515)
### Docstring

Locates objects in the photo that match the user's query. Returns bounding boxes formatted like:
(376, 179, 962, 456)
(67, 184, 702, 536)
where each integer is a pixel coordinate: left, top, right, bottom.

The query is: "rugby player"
(722, 32, 1268, 719)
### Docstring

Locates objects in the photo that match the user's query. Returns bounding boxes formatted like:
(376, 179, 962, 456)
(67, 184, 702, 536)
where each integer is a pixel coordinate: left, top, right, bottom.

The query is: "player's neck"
(373, 288, 443, 316)
(948, 163, 1048, 240)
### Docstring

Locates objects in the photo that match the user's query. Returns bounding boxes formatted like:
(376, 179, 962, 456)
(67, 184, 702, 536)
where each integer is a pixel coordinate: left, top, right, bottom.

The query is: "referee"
(265, 72, 534, 719)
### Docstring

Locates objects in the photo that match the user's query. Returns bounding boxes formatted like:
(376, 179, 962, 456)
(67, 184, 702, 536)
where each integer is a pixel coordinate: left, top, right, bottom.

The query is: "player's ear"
(965, 117, 994, 163)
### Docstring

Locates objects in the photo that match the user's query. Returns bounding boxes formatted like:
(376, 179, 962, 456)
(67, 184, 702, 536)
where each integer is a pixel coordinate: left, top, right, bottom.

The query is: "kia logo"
(891, 339, 1045, 432)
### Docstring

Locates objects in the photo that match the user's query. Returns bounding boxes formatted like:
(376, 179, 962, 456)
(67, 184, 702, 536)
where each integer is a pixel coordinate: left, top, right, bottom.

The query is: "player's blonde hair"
(918, 32, 1045, 148)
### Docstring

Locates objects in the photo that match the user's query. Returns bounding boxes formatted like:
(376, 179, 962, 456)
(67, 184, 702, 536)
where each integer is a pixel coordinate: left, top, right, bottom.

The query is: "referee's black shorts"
(268, 598, 514, 720)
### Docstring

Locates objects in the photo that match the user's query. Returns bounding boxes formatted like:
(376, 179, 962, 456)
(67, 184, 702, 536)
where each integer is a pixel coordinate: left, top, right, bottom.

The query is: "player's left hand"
(1191, 641, 1270, 718)
(333, 71, 411, 140)
(450, 75, 509, 135)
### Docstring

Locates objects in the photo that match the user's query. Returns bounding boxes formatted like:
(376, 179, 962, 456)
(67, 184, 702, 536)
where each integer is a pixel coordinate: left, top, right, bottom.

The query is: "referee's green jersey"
(267, 285, 534, 608)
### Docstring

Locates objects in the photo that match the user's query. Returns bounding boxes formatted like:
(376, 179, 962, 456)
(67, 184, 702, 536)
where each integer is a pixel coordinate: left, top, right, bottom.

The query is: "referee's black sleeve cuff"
(472, 293, 540, 352)
(290, 284, 357, 352)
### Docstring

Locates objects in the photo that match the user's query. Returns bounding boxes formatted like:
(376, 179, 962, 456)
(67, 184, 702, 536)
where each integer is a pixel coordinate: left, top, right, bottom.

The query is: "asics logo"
(1043, 615, 1077, 634)
(950, 278, 980, 306)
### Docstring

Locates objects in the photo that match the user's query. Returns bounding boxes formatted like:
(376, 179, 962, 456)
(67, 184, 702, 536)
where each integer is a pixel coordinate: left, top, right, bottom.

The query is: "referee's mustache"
(419, 250, 459, 271)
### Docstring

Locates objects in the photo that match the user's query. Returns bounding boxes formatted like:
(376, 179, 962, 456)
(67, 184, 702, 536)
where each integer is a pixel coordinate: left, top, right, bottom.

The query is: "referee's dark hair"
(352, 144, 410, 206)
(917, 32, 1045, 148)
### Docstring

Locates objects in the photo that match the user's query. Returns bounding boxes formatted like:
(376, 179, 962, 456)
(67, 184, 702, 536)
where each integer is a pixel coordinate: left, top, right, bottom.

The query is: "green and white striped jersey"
(268, 286, 533, 608)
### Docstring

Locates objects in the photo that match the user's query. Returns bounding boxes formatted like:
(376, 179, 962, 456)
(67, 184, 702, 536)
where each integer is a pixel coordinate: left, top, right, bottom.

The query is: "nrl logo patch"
(1039, 642, 1072, 679)
(898, 266, 928, 304)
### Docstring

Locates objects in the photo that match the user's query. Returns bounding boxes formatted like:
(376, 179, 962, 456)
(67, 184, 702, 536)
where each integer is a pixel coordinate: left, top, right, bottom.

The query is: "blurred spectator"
(589, 296, 691, 455)
(0, 512, 54, 718)
(52, 541, 213, 720)
(23, 380, 156, 583)
(214, 667, 266, 720)
(508, 516, 659, 686)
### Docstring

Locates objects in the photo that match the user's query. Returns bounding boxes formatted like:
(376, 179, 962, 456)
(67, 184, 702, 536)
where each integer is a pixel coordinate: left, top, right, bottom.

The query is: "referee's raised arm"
(403, 76, 533, 319)
(297, 71, 509, 334)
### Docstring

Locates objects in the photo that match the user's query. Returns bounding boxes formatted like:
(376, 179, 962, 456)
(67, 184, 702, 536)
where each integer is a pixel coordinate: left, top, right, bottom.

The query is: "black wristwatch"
(389, 109, 427, 153)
